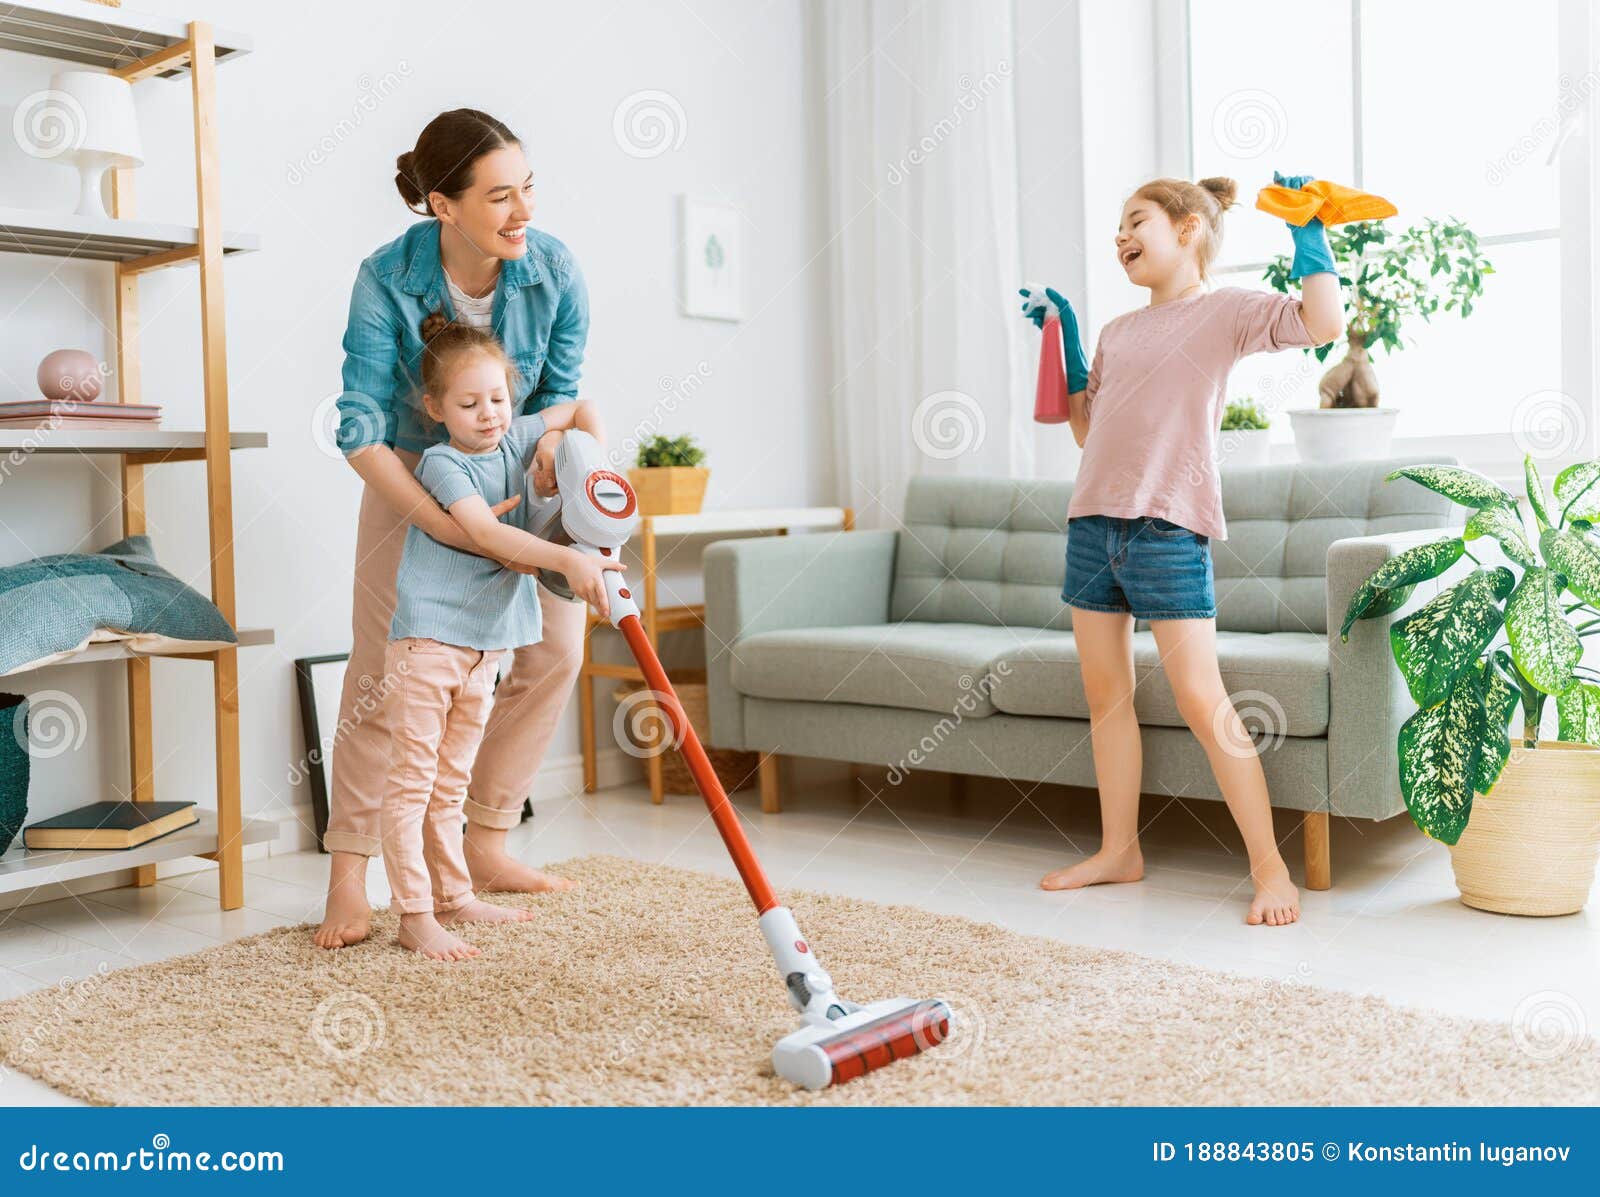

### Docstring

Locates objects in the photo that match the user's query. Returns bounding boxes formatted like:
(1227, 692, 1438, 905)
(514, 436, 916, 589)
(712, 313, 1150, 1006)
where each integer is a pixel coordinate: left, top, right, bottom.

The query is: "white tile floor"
(1, 768, 1597, 1105)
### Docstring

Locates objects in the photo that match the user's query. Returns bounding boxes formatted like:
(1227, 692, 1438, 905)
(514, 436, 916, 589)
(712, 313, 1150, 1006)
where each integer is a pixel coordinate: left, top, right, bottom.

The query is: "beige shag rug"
(0, 855, 1595, 1105)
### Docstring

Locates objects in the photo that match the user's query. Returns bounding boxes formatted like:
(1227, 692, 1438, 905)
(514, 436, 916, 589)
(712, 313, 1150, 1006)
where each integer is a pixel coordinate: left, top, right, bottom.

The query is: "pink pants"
(324, 482, 588, 857)
(380, 638, 500, 914)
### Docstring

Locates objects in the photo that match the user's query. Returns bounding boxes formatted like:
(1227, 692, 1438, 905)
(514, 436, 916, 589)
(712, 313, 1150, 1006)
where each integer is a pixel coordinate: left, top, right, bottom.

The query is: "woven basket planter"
(0, 693, 28, 855)
(613, 673, 756, 795)
(627, 467, 709, 517)
(1449, 740, 1600, 916)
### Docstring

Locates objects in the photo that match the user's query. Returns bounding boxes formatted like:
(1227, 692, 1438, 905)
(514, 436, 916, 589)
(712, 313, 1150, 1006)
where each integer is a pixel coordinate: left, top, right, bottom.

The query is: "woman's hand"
(559, 546, 625, 620)
(532, 428, 565, 498)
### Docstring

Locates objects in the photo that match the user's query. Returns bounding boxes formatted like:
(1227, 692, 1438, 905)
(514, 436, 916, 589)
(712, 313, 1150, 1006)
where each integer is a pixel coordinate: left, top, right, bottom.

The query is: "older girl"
(1022, 173, 1344, 925)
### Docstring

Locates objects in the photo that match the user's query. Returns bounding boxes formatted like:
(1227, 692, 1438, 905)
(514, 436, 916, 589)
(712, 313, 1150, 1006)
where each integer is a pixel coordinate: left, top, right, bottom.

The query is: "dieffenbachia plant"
(1342, 458, 1600, 844)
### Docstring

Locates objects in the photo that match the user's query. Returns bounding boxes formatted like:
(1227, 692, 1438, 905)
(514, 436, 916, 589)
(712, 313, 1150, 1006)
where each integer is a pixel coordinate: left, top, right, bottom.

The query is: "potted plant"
(1216, 397, 1271, 469)
(1266, 219, 1493, 463)
(629, 433, 709, 516)
(1341, 458, 1600, 915)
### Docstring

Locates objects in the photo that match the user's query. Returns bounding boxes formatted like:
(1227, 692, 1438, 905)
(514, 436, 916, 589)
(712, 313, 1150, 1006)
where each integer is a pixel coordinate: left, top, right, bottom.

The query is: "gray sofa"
(703, 457, 1459, 888)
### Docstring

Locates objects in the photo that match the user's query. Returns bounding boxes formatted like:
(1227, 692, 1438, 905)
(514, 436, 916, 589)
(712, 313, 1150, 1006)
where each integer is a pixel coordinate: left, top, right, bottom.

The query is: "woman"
(315, 109, 590, 949)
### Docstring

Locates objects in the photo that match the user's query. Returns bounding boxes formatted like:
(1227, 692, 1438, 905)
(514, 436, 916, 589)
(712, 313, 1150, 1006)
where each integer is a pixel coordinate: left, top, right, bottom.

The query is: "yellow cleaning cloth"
(1255, 179, 1397, 227)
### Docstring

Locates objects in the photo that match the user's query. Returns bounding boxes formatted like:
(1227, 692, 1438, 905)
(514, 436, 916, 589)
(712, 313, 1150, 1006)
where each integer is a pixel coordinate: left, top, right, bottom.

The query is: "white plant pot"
(1289, 408, 1399, 463)
(1216, 428, 1272, 469)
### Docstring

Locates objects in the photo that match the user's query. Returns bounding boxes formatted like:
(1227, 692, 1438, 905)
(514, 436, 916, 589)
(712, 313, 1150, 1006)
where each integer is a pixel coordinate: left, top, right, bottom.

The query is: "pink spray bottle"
(1022, 281, 1071, 424)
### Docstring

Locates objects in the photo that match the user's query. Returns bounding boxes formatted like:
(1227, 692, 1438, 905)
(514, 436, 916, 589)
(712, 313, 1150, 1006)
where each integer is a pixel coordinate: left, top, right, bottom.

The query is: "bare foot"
(397, 912, 481, 961)
(313, 854, 371, 949)
(1246, 856, 1300, 926)
(1040, 845, 1145, 891)
(463, 833, 576, 894)
(437, 899, 535, 927)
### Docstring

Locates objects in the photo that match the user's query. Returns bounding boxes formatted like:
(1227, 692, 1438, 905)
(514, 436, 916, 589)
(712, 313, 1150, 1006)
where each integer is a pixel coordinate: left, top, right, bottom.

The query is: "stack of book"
(0, 399, 161, 430)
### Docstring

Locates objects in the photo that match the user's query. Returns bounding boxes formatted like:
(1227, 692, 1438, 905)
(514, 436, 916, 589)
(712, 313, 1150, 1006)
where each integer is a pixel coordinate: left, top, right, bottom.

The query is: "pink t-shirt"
(1067, 286, 1316, 540)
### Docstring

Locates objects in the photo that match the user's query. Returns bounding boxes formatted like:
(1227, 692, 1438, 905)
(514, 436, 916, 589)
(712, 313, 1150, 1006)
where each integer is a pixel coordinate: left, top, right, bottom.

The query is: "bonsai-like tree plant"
(1265, 218, 1493, 409)
(1342, 459, 1600, 844)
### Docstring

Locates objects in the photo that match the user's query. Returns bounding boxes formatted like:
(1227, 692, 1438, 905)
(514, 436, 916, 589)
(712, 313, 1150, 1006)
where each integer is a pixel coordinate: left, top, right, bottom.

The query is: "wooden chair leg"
(759, 753, 782, 813)
(1303, 810, 1331, 891)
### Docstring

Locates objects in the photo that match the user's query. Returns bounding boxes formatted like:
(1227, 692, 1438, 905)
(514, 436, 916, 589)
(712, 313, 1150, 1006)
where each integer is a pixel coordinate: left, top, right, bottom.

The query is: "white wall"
(0, 0, 827, 844)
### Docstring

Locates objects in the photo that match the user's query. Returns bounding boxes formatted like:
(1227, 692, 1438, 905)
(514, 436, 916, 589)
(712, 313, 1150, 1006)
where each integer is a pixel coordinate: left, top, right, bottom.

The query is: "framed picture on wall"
(681, 196, 743, 321)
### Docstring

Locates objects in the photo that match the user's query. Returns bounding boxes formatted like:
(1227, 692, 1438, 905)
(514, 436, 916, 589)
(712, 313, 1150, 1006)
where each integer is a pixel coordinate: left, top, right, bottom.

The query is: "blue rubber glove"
(1273, 171, 1337, 280)
(1018, 284, 1090, 393)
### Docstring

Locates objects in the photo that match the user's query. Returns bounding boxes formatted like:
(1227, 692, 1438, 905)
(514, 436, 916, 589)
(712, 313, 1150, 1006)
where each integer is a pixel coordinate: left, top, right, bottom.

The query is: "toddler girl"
(381, 316, 621, 960)
(1021, 172, 1344, 926)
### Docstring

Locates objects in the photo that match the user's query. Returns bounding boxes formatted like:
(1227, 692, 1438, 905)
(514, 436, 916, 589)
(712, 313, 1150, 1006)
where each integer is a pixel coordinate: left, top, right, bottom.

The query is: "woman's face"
(424, 352, 514, 452)
(1114, 195, 1196, 287)
(429, 144, 535, 260)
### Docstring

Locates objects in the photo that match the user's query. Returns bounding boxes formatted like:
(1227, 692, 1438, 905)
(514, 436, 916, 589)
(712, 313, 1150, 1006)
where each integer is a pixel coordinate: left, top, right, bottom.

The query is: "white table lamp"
(47, 71, 144, 219)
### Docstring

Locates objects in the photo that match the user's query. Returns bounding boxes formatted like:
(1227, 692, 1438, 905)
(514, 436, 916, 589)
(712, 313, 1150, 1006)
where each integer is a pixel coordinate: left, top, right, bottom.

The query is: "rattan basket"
(612, 673, 756, 795)
(1448, 740, 1600, 916)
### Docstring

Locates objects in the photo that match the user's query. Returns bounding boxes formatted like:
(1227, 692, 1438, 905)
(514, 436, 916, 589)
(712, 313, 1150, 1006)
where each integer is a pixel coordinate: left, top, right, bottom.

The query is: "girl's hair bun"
(420, 309, 451, 343)
(395, 150, 427, 213)
(1198, 176, 1238, 212)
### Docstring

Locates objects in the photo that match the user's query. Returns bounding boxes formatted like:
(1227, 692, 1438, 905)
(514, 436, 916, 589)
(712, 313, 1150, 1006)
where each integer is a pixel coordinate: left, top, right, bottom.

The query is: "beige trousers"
(380, 638, 500, 914)
(324, 483, 588, 857)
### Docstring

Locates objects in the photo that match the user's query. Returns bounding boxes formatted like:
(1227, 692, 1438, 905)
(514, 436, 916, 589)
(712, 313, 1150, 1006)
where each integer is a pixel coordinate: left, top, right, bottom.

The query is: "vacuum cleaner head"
(773, 997, 953, 1090)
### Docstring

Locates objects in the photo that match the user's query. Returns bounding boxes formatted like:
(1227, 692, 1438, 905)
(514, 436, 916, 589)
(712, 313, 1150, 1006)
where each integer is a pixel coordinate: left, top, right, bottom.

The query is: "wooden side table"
(579, 506, 854, 803)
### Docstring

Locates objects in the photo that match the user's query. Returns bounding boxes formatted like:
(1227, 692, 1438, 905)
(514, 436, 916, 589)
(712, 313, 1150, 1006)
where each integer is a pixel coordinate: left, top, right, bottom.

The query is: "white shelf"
(0, 628, 275, 679)
(0, 427, 267, 454)
(646, 506, 850, 537)
(0, 1, 252, 74)
(0, 811, 277, 897)
(0, 206, 259, 264)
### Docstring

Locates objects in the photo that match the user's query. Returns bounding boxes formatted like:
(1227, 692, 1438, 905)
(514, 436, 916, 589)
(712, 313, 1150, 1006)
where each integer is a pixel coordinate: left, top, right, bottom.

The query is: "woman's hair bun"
(395, 150, 427, 213)
(1198, 176, 1238, 212)
(420, 310, 451, 343)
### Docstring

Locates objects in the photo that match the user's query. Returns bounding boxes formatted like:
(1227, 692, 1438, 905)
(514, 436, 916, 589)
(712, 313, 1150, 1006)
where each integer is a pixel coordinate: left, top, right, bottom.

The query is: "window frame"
(1164, 0, 1599, 482)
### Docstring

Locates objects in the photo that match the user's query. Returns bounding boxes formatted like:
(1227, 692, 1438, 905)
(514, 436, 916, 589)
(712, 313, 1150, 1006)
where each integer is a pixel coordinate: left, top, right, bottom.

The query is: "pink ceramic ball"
(37, 349, 103, 403)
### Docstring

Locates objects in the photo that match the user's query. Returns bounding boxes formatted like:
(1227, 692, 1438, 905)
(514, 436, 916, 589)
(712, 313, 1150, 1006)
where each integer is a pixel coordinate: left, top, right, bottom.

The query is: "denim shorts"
(1062, 514, 1216, 621)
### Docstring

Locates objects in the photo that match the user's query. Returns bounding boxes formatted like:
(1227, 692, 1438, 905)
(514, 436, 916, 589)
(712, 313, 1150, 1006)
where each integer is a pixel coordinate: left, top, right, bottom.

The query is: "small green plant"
(634, 433, 706, 469)
(1221, 398, 1270, 432)
(1342, 458, 1600, 845)
(1265, 217, 1493, 408)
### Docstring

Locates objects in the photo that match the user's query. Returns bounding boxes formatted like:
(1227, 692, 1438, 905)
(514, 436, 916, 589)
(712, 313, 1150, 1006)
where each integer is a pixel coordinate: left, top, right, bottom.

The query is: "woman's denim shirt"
(336, 219, 589, 456)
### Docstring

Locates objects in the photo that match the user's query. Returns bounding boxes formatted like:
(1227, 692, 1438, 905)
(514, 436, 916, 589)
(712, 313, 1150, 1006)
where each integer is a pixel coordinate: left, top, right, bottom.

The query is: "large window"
(1185, 0, 1584, 469)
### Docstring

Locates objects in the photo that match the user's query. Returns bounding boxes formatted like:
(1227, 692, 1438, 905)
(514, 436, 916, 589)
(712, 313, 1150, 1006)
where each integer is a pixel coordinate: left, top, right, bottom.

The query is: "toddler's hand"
(532, 430, 564, 498)
(562, 548, 625, 621)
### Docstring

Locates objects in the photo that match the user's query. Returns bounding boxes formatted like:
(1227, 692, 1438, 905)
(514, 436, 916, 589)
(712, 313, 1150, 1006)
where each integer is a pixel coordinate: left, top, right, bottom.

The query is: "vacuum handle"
(615, 613, 779, 915)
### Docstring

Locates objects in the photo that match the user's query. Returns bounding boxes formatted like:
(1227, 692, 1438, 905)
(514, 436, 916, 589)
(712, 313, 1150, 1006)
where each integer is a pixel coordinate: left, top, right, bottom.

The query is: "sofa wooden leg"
(759, 753, 782, 813)
(1303, 811, 1331, 891)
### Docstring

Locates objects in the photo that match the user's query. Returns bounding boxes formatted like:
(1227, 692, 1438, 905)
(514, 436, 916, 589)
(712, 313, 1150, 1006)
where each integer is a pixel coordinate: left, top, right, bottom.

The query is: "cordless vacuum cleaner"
(536, 430, 954, 1089)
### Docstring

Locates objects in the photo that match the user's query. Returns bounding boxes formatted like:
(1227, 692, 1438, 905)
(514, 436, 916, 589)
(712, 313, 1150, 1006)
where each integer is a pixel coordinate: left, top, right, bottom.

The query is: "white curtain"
(819, 0, 1030, 526)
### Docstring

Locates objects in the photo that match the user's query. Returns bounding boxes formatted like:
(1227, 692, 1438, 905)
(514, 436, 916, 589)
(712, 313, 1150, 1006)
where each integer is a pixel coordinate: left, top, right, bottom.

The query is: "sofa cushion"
(988, 629, 1330, 737)
(730, 623, 1049, 716)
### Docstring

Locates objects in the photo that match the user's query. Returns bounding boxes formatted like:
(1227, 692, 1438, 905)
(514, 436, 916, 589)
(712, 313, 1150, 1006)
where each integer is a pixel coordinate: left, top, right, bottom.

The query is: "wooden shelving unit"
(0, 3, 264, 911)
